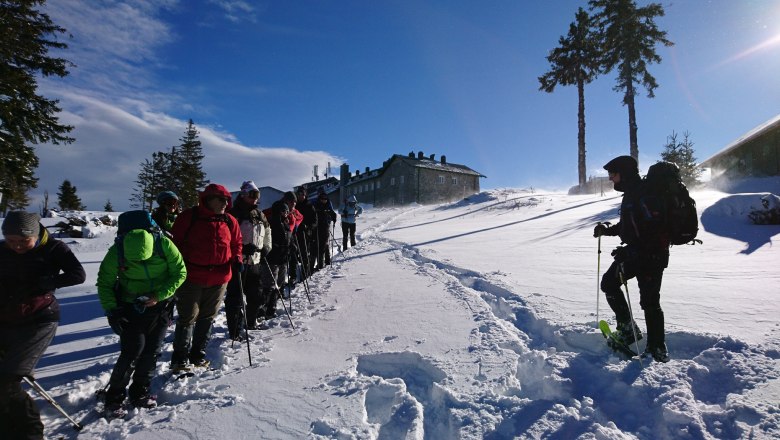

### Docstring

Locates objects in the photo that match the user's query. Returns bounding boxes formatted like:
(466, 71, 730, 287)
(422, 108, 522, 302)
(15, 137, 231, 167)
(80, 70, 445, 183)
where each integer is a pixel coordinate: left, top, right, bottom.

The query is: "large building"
(339, 151, 485, 207)
(701, 114, 780, 178)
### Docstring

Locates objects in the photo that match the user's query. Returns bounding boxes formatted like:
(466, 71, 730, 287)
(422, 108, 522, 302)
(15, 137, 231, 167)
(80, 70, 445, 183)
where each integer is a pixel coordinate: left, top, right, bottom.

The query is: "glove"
(107, 310, 129, 335)
(593, 224, 609, 238)
(611, 246, 635, 263)
(37, 275, 56, 292)
(242, 243, 259, 256)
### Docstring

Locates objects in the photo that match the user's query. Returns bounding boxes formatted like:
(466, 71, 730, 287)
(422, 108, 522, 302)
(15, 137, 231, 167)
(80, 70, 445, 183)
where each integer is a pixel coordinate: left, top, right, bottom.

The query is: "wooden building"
(701, 114, 780, 178)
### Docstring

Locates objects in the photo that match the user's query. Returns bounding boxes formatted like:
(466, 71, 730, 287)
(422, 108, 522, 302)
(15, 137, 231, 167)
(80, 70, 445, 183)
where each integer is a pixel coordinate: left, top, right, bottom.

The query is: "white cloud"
(28, 1, 341, 212)
(33, 92, 341, 211)
(207, 0, 258, 23)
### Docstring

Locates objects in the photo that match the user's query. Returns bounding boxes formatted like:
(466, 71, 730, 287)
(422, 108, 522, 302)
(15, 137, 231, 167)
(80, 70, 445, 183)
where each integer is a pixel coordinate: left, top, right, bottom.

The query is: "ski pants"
(172, 281, 227, 365)
(0, 321, 57, 440)
(601, 256, 667, 349)
(225, 263, 263, 335)
(106, 301, 171, 403)
(315, 227, 331, 269)
(341, 222, 356, 250)
(260, 262, 287, 318)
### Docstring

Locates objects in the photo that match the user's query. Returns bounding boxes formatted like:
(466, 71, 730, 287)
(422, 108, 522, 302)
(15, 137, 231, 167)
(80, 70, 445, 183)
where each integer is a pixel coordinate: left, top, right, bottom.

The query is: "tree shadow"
(700, 195, 780, 254)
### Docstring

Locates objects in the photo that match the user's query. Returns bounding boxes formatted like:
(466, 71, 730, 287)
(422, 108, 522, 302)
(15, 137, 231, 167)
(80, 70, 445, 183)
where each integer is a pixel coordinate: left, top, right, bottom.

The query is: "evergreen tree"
(661, 131, 702, 187)
(0, 0, 74, 213)
(539, 8, 601, 190)
(589, 0, 673, 163)
(174, 119, 208, 207)
(103, 199, 114, 212)
(57, 179, 85, 210)
(130, 152, 169, 210)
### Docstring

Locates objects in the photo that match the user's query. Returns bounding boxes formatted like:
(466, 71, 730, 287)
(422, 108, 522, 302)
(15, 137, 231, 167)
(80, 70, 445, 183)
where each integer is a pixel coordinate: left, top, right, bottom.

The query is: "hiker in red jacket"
(169, 184, 242, 372)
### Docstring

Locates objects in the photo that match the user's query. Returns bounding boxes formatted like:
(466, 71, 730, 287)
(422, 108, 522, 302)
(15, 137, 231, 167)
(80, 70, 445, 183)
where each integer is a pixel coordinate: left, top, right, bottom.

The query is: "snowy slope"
(26, 182, 780, 439)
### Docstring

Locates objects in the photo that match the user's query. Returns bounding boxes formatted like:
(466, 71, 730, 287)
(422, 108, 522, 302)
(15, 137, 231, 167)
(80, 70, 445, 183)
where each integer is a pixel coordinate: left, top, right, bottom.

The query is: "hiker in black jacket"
(313, 189, 337, 270)
(593, 156, 670, 362)
(1, 212, 86, 438)
(294, 187, 317, 279)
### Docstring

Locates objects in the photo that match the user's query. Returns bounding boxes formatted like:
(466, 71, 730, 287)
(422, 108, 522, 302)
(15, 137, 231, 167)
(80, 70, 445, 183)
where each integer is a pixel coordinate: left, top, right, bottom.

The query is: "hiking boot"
(643, 343, 670, 363)
(230, 333, 253, 342)
(130, 394, 158, 409)
(614, 321, 643, 346)
(190, 358, 210, 368)
(104, 401, 127, 419)
(170, 361, 191, 373)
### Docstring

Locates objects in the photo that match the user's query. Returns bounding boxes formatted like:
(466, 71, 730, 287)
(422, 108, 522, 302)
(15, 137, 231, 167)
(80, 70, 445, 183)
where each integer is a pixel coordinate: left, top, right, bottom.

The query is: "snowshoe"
(130, 394, 158, 409)
(103, 402, 127, 420)
(642, 343, 670, 363)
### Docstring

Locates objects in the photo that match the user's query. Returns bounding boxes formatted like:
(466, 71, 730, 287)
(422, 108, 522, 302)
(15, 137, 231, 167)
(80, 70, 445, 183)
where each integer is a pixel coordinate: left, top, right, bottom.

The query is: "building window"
(390, 177, 395, 186)
(451, 176, 458, 185)
(400, 175, 405, 184)
(438, 176, 445, 184)
(376, 181, 381, 189)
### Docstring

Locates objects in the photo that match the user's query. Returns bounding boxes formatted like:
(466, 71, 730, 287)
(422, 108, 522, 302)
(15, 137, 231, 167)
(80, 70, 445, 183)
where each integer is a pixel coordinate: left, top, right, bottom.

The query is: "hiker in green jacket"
(96, 229, 187, 416)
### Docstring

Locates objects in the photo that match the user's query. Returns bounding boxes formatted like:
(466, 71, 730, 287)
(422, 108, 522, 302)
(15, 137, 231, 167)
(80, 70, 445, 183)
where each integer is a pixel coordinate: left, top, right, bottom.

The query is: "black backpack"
(643, 161, 701, 246)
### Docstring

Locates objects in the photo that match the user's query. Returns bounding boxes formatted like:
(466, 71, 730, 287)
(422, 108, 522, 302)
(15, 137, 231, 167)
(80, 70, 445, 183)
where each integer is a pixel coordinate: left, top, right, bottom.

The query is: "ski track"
(39, 202, 780, 439)
(314, 220, 780, 438)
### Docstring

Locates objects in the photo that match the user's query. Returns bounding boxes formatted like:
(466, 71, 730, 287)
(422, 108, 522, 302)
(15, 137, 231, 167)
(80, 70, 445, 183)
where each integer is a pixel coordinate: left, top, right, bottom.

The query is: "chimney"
(417, 151, 424, 159)
(408, 151, 415, 158)
(355, 169, 360, 177)
(441, 155, 447, 164)
(365, 167, 370, 174)
(429, 153, 435, 160)
(340, 163, 350, 182)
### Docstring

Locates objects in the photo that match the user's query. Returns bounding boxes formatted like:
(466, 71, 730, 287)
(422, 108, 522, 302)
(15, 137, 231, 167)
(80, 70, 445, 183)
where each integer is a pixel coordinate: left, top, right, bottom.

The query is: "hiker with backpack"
(225, 181, 272, 338)
(295, 186, 317, 278)
(169, 184, 242, 372)
(262, 199, 296, 320)
(340, 195, 363, 250)
(593, 156, 674, 362)
(151, 191, 180, 238)
(96, 211, 187, 416)
(1, 212, 86, 438)
(313, 189, 337, 270)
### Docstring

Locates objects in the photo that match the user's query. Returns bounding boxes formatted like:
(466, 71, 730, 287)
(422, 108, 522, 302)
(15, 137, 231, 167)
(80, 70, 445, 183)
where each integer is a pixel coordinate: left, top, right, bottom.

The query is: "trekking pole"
(23, 376, 84, 431)
(294, 235, 313, 304)
(263, 259, 295, 329)
(595, 221, 610, 328)
(618, 265, 644, 366)
(236, 264, 253, 367)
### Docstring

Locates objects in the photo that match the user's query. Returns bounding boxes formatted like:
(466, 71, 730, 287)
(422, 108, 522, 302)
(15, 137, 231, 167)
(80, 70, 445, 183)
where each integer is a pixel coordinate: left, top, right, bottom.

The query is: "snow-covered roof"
(700, 113, 780, 167)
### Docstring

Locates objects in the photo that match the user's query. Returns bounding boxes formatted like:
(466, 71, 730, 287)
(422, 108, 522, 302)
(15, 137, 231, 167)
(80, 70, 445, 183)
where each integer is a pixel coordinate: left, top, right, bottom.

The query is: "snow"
(22, 179, 780, 439)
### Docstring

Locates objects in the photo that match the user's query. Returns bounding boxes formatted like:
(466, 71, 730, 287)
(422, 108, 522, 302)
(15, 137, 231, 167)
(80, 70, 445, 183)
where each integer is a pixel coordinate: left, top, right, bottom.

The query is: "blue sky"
(34, 0, 780, 210)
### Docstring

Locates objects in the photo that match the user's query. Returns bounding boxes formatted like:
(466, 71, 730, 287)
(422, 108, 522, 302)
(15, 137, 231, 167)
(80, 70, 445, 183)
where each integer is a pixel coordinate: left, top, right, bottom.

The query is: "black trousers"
(601, 256, 666, 349)
(225, 263, 263, 334)
(106, 302, 170, 403)
(341, 222, 356, 249)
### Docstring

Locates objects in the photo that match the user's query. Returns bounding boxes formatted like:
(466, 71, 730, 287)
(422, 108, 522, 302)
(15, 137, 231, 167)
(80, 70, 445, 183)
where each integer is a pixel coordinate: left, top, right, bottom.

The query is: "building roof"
(345, 153, 485, 186)
(701, 113, 780, 167)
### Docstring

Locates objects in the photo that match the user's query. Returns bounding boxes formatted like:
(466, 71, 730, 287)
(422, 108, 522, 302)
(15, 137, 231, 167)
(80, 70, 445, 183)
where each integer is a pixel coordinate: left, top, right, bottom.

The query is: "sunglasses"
(245, 190, 260, 198)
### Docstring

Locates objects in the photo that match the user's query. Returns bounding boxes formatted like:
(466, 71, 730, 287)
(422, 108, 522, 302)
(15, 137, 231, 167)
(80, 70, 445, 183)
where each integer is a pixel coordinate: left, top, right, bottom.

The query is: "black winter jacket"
(0, 228, 86, 326)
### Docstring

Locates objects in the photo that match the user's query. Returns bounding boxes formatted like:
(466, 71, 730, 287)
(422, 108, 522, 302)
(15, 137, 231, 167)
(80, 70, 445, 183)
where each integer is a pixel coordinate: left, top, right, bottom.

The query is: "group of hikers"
(0, 182, 364, 435)
(1, 154, 676, 438)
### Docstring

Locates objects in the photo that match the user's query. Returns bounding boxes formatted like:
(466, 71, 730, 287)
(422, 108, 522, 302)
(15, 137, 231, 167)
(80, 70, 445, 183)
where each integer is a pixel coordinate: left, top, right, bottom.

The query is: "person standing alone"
(340, 195, 363, 250)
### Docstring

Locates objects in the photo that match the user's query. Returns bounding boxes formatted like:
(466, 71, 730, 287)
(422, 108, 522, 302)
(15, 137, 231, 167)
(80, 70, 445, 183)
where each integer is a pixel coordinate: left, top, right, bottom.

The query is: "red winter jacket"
(172, 184, 242, 286)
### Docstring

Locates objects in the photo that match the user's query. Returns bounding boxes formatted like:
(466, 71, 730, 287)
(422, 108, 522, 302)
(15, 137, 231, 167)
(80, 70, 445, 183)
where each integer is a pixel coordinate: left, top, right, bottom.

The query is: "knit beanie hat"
(2, 211, 41, 237)
(240, 180, 259, 195)
(157, 191, 178, 205)
(282, 191, 296, 203)
(603, 155, 639, 176)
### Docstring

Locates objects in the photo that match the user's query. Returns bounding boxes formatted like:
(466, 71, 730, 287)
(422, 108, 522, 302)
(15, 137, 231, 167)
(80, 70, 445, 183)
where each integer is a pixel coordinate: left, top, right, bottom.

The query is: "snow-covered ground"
(26, 179, 780, 439)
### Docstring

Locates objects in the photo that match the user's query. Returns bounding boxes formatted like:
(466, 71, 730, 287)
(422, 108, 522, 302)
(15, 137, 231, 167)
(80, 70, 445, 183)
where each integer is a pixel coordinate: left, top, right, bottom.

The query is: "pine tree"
(661, 131, 701, 187)
(539, 8, 601, 190)
(130, 152, 169, 210)
(589, 0, 673, 163)
(0, 0, 74, 214)
(103, 199, 114, 212)
(57, 180, 85, 211)
(174, 119, 208, 207)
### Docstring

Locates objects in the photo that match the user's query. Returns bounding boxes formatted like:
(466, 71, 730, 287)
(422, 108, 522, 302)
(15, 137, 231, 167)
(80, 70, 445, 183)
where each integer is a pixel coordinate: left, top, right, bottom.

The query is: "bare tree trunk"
(577, 77, 587, 188)
(625, 79, 639, 162)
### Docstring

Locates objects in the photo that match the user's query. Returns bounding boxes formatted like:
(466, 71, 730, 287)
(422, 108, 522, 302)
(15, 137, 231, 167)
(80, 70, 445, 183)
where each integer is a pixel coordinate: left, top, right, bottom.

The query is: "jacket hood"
(122, 229, 155, 261)
(199, 183, 233, 211)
